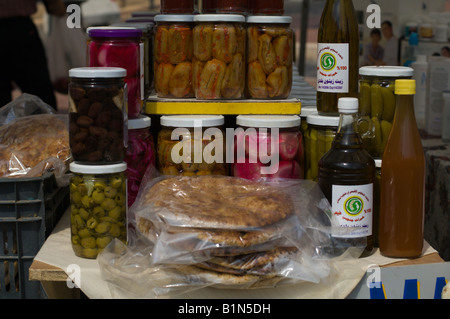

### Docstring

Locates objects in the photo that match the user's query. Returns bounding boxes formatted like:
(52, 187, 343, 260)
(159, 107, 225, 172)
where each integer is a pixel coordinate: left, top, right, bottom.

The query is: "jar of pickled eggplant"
(157, 115, 227, 176)
(246, 15, 293, 99)
(193, 14, 246, 100)
(68, 67, 127, 165)
(249, 0, 284, 15)
(358, 66, 414, 158)
(160, 0, 194, 14)
(233, 115, 303, 180)
(112, 22, 154, 98)
(304, 114, 339, 181)
(125, 115, 156, 207)
(87, 27, 143, 119)
(216, 0, 248, 14)
(69, 162, 127, 259)
(154, 14, 195, 98)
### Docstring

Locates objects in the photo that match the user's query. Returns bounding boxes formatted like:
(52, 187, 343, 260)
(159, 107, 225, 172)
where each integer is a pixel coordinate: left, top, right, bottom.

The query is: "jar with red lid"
(160, 0, 194, 14)
(153, 14, 195, 98)
(216, 0, 248, 15)
(232, 115, 304, 181)
(250, 0, 284, 15)
(87, 27, 143, 119)
(125, 115, 156, 207)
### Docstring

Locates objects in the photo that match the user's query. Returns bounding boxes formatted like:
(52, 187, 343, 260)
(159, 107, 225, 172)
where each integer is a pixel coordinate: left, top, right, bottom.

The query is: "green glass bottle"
(316, 0, 359, 115)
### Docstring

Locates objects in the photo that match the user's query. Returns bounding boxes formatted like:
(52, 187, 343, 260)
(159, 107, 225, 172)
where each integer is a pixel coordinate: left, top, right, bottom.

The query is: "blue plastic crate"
(0, 172, 69, 299)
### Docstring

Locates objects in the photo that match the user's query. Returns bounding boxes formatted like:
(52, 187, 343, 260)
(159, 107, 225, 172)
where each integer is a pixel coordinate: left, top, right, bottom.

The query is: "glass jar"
(111, 22, 155, 98)
(304, 114, 339, 181)
(250, 0, 284, 15)
(125, 115, 156, 207)
(157, 115, 227, 176)
(358, 66, 414, 158)
(246, 15, 293, 99)
(68, 67, 127, 165)
(202, 0, 217, 13)
(69, 162, 128, 259)
(154, 14, 195, 98)
(233, 115, 303, 180)
(216, 0, 248, 15)
(87, 27, 143, 119)
(160, 0, 194, 14)
(193, 14, 246, 99)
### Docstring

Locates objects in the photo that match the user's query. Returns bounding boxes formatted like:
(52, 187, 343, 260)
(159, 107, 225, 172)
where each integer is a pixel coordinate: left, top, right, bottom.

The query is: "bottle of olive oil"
(317, 0, 359, 115)
(318, 98, 375, 257)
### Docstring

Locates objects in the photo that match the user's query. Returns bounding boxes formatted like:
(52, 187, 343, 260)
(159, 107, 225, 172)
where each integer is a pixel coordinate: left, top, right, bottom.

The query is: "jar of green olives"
(304, 114, 339, 181)
(358, 66, 413, 158)
(69, 162, 128, 259)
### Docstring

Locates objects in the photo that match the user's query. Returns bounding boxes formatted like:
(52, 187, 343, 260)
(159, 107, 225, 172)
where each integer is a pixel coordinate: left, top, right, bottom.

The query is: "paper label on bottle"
(331, 183, 373, 238)
(317, 43, 349, 93)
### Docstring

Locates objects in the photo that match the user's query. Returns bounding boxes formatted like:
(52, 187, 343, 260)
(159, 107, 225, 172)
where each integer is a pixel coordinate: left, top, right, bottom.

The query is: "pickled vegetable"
(70, 164, 127, 259)
(246, 17, 293, 99)
(193, 16, 246, 99)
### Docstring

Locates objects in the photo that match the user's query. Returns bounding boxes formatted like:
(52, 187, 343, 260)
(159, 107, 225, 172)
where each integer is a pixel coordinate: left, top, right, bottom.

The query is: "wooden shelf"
(144, 96, 302, 115)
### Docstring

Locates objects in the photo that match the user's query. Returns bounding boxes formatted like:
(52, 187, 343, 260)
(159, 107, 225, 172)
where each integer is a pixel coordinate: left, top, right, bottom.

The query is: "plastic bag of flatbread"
(98, 175, 367, 298)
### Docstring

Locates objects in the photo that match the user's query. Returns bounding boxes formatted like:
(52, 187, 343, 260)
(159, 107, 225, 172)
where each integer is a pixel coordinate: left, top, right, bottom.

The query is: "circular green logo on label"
(344, 196, 363, 216)
(320, 52, 336, 71)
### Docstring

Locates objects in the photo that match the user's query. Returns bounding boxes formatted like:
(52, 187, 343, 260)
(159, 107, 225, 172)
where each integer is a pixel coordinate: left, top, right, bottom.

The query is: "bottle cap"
(338, 97, 359, 113)
(395, 79, 416, 95)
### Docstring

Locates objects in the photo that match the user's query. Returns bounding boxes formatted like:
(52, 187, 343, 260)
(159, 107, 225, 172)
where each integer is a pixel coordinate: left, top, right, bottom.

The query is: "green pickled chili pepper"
(82, 248, 98, 259)
(371, 83, 383, 119)
(381, 86, 396, 122)
(108, 206, 122, 221)
(73, 213, 85, 228)
(109, 223, 121, 237)
(359, 82, 371, 117)
(101, 198, 117, 211)
(71, 191, 82, 205)
(371, 117, 382, 157)
(324, 130, 334, 153)
(81, 195, 93, 209)
(104, 186, 118, 198)
(114, 193, 126, 206)
(92, 189, 105, 205)
(96, 236, 112, 249)
(93, 206, 106, 217)
(110, 176, 123, 189)
(78, 207, 90, 220)
(71, 235, 80, 245)
(78, 227, 92, 238)
(309, 128, 318, 181)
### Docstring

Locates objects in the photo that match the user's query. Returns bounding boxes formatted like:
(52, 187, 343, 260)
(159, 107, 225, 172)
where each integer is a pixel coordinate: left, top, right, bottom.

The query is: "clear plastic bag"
(0, 113, 71, 185)
(98, 176, 366, 298)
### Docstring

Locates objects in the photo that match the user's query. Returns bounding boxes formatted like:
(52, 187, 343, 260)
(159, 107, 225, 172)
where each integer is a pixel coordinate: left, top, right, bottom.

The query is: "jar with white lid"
(246, 15, 293, 99)
(68, 67, 127, 165)
(358, 66, 414, 158)
(125, 115, 155, 207)
(305, 114, 339, 181)
(193, 14, 246, 99)
(153, 14, 195, 98)
(69, 162, 128, 259)
(157, 115, 227, 176)
(233, 115, 304, 180)
(87, 27, 143, 119)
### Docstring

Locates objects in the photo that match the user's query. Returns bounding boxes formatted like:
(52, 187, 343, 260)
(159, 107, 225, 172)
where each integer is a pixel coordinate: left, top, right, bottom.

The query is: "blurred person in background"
(0, 0, 66, 110)
(363, 28, 384, 66)
(381, 20, 399, 66)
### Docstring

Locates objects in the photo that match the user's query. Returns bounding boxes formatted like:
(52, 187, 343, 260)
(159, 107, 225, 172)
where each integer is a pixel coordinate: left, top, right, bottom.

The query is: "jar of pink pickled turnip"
(125, 115, 156, 207)
(87, 27, 143, 119)
(233, 115, 304, 181)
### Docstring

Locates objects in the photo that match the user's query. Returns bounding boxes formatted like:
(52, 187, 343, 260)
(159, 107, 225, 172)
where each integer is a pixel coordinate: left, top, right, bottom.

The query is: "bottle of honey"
(379, 79, 425, 258)
(316, 0, 359, 115)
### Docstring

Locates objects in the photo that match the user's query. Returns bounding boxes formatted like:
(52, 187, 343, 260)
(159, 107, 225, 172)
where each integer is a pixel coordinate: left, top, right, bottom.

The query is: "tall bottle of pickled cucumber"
(316, 0, 359, 115)
(379, 80, 425, 258)
(318, 98, 375, 257)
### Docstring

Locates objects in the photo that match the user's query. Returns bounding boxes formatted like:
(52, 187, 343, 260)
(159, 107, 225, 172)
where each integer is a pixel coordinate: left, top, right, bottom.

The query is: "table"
(29, 208, 444, 299)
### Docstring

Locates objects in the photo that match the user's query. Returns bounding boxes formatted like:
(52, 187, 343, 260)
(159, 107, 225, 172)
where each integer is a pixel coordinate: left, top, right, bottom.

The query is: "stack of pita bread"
(134, 175, 315, 288)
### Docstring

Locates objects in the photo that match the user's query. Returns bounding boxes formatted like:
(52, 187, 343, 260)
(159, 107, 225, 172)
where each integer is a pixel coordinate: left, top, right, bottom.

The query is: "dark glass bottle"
(316, 0, 359, 115)
(318, 97, 375, 257)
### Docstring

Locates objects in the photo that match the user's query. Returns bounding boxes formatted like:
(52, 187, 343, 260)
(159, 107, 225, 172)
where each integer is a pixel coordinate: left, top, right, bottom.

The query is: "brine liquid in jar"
(318, 98, 375, 257)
